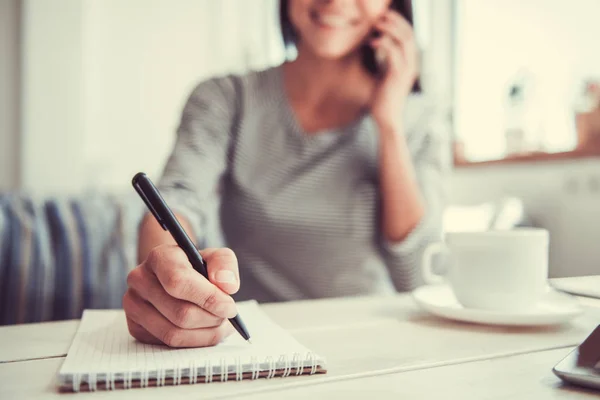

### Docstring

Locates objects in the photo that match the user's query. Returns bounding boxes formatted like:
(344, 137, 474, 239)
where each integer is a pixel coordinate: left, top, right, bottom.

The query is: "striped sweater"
(0, 66, 451, 325)
(158, 65, 452, 302)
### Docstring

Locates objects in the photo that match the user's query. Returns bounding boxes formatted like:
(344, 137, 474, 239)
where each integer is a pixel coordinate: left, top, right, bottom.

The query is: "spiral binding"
(72, 373, 81, 392)
(70, 351, 319, 391)
(280, 355, 291, 378)
(251, 356, 259, 380)
(189, 360, 197, 384)
(297, 352, 305, 375)
(205, 359, 213, 383)
(292, 352, 301, 375)
(235, 357, 243, 381)
(174, 364, 182, 385)
(141, 368, 149, 388)
(89, 372, 97, 391)
(158, 366, 166, 386)
(220, 357, 227, 382)
(309, 353, 317, 374)
(105, 372, 115, 390)
(125, 370, 133, 389)
(267, 356, 276, 379)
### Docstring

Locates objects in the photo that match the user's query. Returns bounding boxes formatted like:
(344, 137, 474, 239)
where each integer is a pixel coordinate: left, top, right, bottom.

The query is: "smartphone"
(553, 324, 600, 391)
(362, 0, 421, 92)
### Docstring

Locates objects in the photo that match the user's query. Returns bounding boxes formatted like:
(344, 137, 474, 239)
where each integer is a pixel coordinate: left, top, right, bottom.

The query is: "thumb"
(201, 247, 240, 295)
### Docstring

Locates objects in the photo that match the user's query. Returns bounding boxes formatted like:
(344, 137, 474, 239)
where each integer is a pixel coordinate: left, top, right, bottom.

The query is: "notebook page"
(59, 301, 323, 381)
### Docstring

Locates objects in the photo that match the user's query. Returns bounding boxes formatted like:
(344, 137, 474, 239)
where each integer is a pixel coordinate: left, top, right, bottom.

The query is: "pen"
(131, 172, 251, 343)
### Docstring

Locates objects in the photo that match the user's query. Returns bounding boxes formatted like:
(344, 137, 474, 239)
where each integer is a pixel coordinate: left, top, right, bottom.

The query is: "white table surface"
(1, 277, 599, 399)
(551, 275, 600, 299)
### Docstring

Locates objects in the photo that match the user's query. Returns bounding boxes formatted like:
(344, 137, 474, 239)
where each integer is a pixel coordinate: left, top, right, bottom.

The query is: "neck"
(283, 43, 375, 108)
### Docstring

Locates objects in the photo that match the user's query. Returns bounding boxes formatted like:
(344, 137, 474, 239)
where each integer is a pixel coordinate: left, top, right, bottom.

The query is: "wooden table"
(1, 277, 599, 399)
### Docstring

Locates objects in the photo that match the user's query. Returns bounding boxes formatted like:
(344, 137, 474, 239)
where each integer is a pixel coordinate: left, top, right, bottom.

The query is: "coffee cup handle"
(421, 242, 448, 285)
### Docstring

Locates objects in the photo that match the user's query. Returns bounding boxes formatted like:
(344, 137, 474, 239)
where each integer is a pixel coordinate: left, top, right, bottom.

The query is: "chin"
(306, 43, 359, 61)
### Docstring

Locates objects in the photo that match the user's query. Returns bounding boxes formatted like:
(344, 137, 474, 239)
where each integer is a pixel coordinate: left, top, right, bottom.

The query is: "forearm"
(137, 212, 195, 264)
(378, 123, 425, 243)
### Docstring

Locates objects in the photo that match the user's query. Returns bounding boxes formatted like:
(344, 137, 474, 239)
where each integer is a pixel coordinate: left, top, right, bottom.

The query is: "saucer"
(412, 284, 583, 326)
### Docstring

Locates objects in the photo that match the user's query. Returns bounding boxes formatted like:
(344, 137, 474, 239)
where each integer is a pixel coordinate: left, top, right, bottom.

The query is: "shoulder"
(187, 65, 282, 105)
(403, 93, 451, 139)
(401, 93, 453, 169)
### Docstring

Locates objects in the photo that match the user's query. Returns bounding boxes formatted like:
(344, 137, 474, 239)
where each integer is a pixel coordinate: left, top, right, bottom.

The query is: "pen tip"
(247, 339, 253, 345)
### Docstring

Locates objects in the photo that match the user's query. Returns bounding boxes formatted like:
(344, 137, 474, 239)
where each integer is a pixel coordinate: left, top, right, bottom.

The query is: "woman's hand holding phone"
(369, 10, 418, 135)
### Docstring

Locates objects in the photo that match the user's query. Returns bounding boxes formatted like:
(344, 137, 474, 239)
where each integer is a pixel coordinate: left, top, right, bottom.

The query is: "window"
(453, 0, 600, 163)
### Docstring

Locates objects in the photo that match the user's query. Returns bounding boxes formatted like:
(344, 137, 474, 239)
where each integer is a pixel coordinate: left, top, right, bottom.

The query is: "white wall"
(80, 0, 285, 191)
(20, 0, 86, 194)
(0, 0, 20, 190)
(12, 0, 600, 277)
(455, 0, 600, 161)
(19, 0, 284, 195)
(19, 0, 443, 195)
(451, 159, 600, 278)
(450, 0, 600, 278)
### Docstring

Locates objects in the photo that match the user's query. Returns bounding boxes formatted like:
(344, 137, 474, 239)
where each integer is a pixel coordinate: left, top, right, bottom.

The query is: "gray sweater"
(158, 65, 451, 302)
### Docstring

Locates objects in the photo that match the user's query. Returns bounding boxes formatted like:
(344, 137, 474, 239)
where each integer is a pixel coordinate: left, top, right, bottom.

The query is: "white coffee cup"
(421, 228, 549, 312)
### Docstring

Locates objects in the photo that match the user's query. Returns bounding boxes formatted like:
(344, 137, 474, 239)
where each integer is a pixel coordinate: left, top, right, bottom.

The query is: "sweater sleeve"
(379, 97, 453, 291)
(157, 76, 238, 247)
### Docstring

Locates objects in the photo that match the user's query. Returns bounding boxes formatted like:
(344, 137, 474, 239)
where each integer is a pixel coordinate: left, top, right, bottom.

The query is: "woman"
(124, 0, 450, 347)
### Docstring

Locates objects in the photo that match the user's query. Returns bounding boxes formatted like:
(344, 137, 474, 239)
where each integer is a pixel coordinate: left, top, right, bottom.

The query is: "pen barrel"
(132, 172, 249, 341)
(183, 248, 209, 277)
(229, 315, 251, 341)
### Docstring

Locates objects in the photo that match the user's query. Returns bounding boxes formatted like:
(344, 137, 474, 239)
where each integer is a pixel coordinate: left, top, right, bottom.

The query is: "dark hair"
(279, 0, 421, 92)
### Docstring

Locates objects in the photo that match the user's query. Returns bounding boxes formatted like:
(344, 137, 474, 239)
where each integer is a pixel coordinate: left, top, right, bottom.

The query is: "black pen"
(132, 172, 251, 343)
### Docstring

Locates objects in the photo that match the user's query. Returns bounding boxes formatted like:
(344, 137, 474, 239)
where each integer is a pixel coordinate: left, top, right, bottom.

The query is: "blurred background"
(1, 0, 599, 323)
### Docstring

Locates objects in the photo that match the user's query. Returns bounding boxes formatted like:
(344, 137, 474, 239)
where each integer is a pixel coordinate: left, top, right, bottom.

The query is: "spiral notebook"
(58, 301, 326, 392)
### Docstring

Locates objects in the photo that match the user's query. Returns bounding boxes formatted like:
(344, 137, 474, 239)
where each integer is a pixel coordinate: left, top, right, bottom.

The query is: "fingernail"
(214, 303, 237, 319)
(224, 303, 238, 319)
(227, 304, 237, 318)
(215, 270, 237, 284)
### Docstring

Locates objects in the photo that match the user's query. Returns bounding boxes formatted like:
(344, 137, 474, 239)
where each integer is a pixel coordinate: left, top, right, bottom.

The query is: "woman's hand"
(370, 10, 419, 133)
(123, 246, 240, 347)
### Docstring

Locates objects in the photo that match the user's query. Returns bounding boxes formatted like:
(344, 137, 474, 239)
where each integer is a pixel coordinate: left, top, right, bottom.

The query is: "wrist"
(376, 119, 405, 140)
(376, 122, 412, 164)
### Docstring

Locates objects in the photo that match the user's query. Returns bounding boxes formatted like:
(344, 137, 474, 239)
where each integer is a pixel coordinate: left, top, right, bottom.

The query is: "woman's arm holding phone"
(370, 10, 423, 242)
(370, 10, 451, 290)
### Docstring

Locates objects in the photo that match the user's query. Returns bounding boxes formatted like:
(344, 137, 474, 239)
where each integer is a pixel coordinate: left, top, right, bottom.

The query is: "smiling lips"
(311, 10, 356, 29)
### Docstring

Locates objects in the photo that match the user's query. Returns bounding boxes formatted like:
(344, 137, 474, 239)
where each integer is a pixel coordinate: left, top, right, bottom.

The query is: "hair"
(279, 0, 421, 92)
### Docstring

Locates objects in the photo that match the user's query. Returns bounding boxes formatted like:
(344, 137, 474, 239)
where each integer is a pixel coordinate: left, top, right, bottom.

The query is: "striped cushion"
(0, 193, 145, 325)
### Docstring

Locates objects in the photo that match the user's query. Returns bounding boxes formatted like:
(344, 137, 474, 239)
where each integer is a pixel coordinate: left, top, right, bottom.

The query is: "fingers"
(125, 245, 242, 347)
(127, 265, 224, 329)
(370, 34, 403, 61)
(384, 10, 414, 41)
(374, 13, 415, 50)
(126, 316, 162, 345)
(124, 289, 234, 348)
(371, 11, 418, 76)
(200, 247, 240, 295)
(375, 19, 408, 47)
(144, 245, 238, 319)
